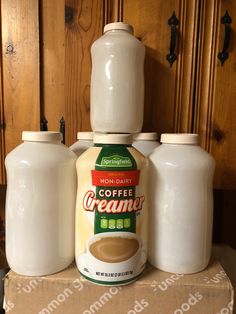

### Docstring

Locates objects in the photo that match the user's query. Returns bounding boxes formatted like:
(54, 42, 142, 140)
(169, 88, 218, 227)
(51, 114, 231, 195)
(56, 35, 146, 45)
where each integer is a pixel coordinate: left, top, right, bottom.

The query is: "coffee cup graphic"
(77, 232, 146, 283)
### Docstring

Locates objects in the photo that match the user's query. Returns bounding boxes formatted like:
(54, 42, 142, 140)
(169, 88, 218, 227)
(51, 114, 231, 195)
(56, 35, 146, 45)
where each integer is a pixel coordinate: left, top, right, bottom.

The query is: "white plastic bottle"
(75, 133, 148, 285)
(70, 132, 93, 157)
(5, 131, 77, 276)
(90, 22, 145, 133)
(133, 132, 160, 156)
(149, 133, 215, 274)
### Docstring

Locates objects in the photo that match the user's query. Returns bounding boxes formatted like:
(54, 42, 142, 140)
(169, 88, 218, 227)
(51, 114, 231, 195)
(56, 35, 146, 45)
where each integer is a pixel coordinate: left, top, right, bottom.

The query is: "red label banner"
(91, 170, 140, 187)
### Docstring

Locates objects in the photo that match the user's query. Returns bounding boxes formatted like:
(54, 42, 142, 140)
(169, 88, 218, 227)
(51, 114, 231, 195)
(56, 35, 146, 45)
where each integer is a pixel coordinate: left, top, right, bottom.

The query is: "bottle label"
(75, 146, 147, 285)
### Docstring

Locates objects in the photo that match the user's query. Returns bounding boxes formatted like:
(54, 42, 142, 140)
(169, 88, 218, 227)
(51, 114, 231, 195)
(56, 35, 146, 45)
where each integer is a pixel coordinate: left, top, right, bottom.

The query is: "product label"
(101, 155, 132, 167)
(75, 146, 147, 285)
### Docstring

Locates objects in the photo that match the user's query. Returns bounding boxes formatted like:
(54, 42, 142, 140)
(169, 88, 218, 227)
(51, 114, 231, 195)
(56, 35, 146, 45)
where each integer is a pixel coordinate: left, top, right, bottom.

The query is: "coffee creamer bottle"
(70, 132, 93, 157)
(5, 131, 77, 276)
(133, 132, 160, 156)
(90, 22, 145, 133)
(75, 133, 148, 285)
(149, 133, 215, 274)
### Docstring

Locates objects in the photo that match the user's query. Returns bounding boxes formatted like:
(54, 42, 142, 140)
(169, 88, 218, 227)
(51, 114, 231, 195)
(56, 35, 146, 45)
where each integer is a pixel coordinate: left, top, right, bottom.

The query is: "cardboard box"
(4, 255, 234, 314)
(213, 245, 236, 314)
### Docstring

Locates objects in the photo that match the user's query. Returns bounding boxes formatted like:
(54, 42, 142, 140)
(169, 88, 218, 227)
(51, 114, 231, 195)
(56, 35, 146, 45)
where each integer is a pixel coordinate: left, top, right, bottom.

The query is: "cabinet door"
(194, 0, 236, 188)
(120, 0, 199, 135)
(41, 0, 104, 145)
(0, 0, 40, 184)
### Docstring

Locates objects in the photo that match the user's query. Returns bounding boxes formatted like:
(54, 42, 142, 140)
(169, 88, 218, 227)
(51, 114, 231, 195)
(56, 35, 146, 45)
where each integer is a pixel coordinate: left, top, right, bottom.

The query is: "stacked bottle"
(149, 134, 215, 274)
(75, 133, 148, 285)
(5, 132, 76, 276)
(90, 22, 145, 133)
(70, 132, 93, 157)
(133, 132, 160, 156)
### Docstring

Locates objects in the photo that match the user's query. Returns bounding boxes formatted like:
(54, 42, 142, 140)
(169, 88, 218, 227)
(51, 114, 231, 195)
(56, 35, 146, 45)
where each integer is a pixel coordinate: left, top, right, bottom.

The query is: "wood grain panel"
(40, 0, 65, 132)
(123, 0, 199, 135)
(194, 0, 236, 188)
(64, 0, 104, 146)
(1, 0, 40, 154)
(193, 0, 220, 151)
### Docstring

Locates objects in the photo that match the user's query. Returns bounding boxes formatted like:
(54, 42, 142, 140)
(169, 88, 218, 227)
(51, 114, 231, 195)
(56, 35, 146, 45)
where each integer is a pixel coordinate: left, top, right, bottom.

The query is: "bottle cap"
(77, 132, 94, 141)
(104, 22, 133, 34)
(133, 132, 158, 141)
(160, 133, 199, 145)
(22, 131, 62, 142)
(93, 133, 133, 145)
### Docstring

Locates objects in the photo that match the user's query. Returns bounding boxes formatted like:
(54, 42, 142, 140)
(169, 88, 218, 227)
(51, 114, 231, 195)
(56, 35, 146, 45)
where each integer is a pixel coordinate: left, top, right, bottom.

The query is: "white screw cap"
(104, 22, 133, 34)
(93, 133, 133, 145)
(160, 133, 199, 145)
(22, 131, 62, 142)
(77, 132, 93, 141)
(133, 132, 158, 141)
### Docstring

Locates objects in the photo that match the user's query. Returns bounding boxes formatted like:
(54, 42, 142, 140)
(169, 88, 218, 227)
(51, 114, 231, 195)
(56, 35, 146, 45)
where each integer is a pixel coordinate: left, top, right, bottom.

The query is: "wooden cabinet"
(194, 0, 236, 189)
(0, 0, 235, 191)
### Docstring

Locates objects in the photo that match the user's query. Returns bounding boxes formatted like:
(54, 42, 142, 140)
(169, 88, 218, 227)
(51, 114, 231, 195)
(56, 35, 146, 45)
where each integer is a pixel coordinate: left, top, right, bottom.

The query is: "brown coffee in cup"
(89, 237, 139, 263)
